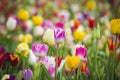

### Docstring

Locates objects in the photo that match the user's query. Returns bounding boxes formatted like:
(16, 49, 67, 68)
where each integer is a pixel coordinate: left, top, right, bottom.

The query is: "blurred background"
(0, 0, 120, 25)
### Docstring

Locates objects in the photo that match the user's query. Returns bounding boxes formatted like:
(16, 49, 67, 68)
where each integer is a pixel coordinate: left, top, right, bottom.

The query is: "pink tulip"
(32, 44, 48, 57)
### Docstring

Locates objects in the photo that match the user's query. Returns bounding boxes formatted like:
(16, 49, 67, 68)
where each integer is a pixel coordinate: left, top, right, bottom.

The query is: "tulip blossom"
(88, 17, 96, 29)
(17, 9, 29, 20)
(19, 34, 32, 43)
(43, 28, 55, 46)
(1, 74, 10, 80)
(33, 26, 44, 37)
(54, 28, 65, 43)
(16, 43, 30, 57)
(28, 50, 38, 65)
(23, 69, 33, 80)
(6, 17, 17, 31)
(32, 43, 48, 57)
(9, 53, 19, 66)
(32, 15, 43, 25)
(57, 57, 65, 72)
(65, 55, 80, 69)
(40, 56, 55, 77)
(42, 20, 55, 29)
(110, 19, 120, 35)
(75, 45, 87, 61)
(108, 38, 114, 52)
(55, 22, 64, 29)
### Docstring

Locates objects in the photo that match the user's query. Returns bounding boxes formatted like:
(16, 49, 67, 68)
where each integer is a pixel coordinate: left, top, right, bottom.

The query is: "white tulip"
(1, 74, 10, 80)
(43, 28, 55, 46)
(33, 26, 44, 37)
(28, 50, 38, 65)
(6, 17, 17, 31)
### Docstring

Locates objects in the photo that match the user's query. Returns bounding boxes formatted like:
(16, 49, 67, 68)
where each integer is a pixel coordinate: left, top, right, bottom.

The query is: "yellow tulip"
(19, 34, 32, 43)
(86, 0, 96, 10)
(32, 15, 43, 25)
(65, 55, 80, 69)
(110, 19, 120, 34)
(17, 43, 29, 57)
(17, 9, 29, 20)
(74, 30, 86, 41)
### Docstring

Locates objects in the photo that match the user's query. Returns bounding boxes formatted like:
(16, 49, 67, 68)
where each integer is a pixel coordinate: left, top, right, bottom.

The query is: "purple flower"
(32, 44, 48, 57)
(75, 45, 87, 60)
(0, 46, 5, 53)
(7, 75, 16, 80)
(54, 28, 65, 43)
(23, 69, 33, 80)
(55, 22, 64, 29)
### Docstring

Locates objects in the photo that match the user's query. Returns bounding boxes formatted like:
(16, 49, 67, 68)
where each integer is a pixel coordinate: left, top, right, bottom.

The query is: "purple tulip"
(54, 28, 65, 43)
(7, 75, 16, 80)
(23, 69, 33, 80)
(75, 45, 87, 60)
(0, 46, 5, 53)
(32, 44, 48, 57)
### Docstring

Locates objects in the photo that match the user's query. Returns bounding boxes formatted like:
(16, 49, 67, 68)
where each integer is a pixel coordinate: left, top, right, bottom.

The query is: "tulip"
(58, 10, 70, 22)
(110, 19, 120, 35)
(32, 15, 43, 25)
(8, 75, 16, 80)
(75, 45, 87, 61)
(74, 29, 86, 41)
(28, 50, 38, 65)
(43, 28, 55, 46)
(86, 0, 96, 10)
(16, 43, 29, 57)
(33, 26, 44, 37)
(1, 74, 10, 80)
(88, 17, 96, 29)
(17, 9, 29, 20)
(32, 43, 48, 57)
(9, 53, 19, 66)
(23, 69, 33, 80)
(57, 57, 65, 72)
(40, 56, 55, 77)
(42, 20, 55, 29)
(19, 34, 32, 43)
(0, 46, 5, 53)
(6, 17, 17, 31)
(55, 22, 64, 29)
(54, 28, 65, 43)
(65, 55, 80, 69)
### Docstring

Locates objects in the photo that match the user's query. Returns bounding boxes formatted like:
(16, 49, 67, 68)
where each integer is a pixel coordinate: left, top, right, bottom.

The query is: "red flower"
(9, 54, 19, 66)
(57, 57, 63, 67)
(88, 17, 96, 29)
(74, 19, 80, 30)
(108, 39, 114, 52)
(0, 53, 5, 68)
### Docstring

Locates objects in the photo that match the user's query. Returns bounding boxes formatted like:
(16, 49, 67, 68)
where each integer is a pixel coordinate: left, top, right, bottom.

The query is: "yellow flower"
(65, 55, 80, 69)
(17, 43, 29, 57)
(86, 0, 96, 10)
(110, 19, 120, 34)
(32, 15, 43, 25)
(74, 30, 86, 41)
(17, 9, 29, 20)
(19, 34, 32, 43)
